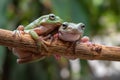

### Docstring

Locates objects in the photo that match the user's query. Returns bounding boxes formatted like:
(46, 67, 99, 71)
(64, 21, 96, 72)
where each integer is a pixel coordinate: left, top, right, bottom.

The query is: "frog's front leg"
(12, 25, 25, 38)
(29, 30, 48, 53)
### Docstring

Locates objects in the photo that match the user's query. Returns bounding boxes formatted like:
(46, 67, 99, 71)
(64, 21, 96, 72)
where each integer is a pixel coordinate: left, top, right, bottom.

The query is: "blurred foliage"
(0, 0, 119, 80)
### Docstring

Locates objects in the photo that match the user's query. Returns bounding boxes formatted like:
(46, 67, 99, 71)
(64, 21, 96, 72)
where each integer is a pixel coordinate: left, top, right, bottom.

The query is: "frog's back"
(25, 19, 41, 30)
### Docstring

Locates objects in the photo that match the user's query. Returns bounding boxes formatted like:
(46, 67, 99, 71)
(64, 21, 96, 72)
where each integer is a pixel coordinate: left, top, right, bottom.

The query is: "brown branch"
(0, 29, 120, 61)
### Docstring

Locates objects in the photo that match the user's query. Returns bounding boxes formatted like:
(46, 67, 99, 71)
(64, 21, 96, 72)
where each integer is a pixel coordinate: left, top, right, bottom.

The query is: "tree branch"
(0, 29, 120, 61)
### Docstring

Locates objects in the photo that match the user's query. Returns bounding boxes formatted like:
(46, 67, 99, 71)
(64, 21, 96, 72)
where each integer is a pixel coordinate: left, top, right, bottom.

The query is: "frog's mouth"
(58, 31, 81, 42)
(58, 31, 80, 37)
(59, 31, 82, 35)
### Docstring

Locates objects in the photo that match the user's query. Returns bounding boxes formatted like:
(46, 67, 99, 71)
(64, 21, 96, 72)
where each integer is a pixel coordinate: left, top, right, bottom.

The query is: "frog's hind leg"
(29, 30, 48, 53)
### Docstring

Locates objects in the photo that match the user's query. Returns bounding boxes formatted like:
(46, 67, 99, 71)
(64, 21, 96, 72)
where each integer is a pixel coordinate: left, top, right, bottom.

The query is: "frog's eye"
(62, 23, 68, 29)
(78, 23, 85, 30)
(49, 14, 55, 20)
(81, 24, 85, 30)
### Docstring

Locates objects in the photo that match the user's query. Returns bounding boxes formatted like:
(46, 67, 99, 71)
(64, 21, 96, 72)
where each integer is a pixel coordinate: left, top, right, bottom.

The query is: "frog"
(12, 14, 63, 63)
(57, 22, 89, 59)
(13, 14, 62, 47)
(58, 22, 85, 42)
(59, 22, 102, 59)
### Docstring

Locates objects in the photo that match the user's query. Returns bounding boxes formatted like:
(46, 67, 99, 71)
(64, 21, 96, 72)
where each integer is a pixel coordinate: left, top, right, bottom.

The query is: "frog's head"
(58, 22, 85, 41)
(40, 14, 63, 26)
(59, 22, 85, 34)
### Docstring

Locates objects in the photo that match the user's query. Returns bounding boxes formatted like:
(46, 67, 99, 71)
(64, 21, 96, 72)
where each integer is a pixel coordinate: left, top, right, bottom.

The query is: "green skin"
(24, 14, 63, 52)
(13, 14, 63, 64)
(23, 14, 63, 40)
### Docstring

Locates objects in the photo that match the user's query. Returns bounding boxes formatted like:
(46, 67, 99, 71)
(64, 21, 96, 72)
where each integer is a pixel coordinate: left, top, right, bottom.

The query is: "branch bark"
(0, 29, 120, 61)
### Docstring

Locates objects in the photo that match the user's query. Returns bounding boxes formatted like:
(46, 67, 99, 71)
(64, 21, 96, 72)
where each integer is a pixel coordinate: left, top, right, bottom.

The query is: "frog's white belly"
(58, 32, 80, 42)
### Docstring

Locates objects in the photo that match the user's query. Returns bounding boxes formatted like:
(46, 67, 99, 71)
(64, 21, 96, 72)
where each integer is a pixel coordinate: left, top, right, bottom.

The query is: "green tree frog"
(12, 14, 63, 63)
(13, 13, 63, 51)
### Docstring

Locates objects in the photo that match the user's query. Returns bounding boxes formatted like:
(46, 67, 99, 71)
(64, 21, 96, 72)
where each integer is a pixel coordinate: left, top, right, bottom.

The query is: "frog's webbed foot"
(43, 33, 59, 46)
(38, 34, 51, 46)
(38, 33, 60, 57)
(40, 34, 54, 46)
(12, 25, 25, 40)
(38, 37, 49, 51)
(42, 33, 60, 46)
